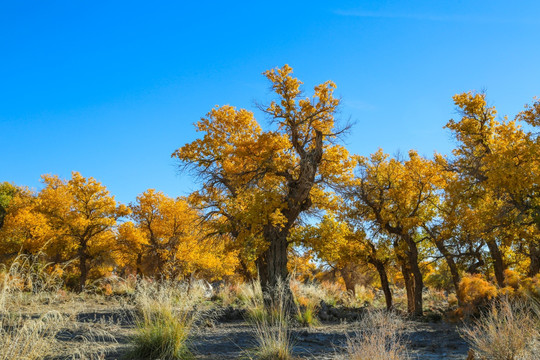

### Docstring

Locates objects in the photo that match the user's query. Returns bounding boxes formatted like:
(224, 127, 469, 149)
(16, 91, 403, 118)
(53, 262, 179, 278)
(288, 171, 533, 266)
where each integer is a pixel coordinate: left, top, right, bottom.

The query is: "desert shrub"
(211, 283, 237, 307)
(126, 303, 193, 360)
(341, 310, 409, 360)
(124, 280, 200, 360)
(423, 288, 449, 310)
(294, 297, 320, 327)
(502, 270, 540, 300)
(290, 280, 326, 304)
(290, 280, 321, 326)
(461, 297, 539, 360)
(459, 274, 498, 316)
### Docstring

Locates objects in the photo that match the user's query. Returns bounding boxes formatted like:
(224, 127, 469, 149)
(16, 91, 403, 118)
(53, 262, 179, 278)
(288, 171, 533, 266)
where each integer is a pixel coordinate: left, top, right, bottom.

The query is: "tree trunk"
(397, 254, 414, 314)
(434, 240, 462, 306)
(403, 235, 423, 317)
(528, 242, 540, 277)
(486, 239, 505, 287)
(371, 258, 392, 310)
(341, 265, 357, 295)
(78, 240, 88, 292)
(410, 257, 424, 317)
(256, 226, 293, 308)
(239, 259, 254, 282)
(136, 252, 143, 277)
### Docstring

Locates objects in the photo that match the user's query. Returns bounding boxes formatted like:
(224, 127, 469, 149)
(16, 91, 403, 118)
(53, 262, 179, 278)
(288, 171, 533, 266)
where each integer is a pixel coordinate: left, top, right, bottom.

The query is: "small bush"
(459, 274, 497, 316)
(461, 297, 539, 360)
(124, 280, 199, 360)
(126, 304, 193, 360)
(295, 301, 320, 327)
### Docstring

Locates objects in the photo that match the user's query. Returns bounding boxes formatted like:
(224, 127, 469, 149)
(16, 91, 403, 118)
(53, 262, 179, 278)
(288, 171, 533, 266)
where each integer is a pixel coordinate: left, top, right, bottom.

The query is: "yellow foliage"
(458, 273, 497, 307)
(124, 189, 238, 280)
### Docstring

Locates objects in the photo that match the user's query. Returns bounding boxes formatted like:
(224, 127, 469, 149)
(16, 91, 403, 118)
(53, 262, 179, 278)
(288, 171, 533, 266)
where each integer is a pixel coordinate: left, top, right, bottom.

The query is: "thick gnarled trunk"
(256, 226, 293, 307)
(397, 235, 423, 317)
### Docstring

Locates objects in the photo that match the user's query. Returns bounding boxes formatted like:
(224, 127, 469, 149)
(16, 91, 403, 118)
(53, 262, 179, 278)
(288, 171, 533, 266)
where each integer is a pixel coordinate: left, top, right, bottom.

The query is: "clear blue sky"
(2, 1, 540, 204)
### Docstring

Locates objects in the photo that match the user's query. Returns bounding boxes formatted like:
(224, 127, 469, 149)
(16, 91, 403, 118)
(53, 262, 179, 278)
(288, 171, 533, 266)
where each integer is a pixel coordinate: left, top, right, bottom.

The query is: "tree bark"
(78, 239, 88, 292)
(341, 264, 357, 295)
(136, 252, 143, 277)
(256, 226, 293, 308)
(433, 240, 462, 306)
(528, 242, 540, 277)
(486, 239, 505, 287)
(399, 258, 415, 314)
(370, 258, 392, 310)
(401, 234, 423, 317)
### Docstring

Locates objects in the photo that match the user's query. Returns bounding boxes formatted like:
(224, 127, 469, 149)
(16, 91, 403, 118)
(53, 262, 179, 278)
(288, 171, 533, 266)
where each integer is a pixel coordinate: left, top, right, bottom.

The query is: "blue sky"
(2, 1, 540, 204)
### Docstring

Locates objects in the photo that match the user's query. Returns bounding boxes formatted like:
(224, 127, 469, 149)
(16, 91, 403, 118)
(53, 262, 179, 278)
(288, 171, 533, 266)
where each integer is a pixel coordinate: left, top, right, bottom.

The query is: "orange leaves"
(126, 189, 238, 280)
(458, 273, 498, 312)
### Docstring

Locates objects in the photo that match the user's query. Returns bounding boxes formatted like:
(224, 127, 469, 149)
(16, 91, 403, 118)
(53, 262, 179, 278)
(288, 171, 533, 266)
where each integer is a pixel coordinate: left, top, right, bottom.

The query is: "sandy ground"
(42, 304, 469, 359)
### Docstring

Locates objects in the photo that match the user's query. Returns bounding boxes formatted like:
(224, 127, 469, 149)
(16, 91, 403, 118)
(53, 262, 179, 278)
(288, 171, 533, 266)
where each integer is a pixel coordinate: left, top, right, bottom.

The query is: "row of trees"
(1, 66, 539, 316)
(0, 176, 238, 290)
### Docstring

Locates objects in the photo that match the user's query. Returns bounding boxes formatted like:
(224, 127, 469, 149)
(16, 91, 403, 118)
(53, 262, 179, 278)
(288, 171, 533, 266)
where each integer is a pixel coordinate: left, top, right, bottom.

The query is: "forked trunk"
(399, 234, 424, 317)
(400, 260, 415, 314)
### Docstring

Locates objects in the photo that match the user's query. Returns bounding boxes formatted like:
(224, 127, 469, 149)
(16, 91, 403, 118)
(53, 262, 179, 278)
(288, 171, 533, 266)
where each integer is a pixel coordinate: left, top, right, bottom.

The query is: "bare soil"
(42, 302, 469, 359)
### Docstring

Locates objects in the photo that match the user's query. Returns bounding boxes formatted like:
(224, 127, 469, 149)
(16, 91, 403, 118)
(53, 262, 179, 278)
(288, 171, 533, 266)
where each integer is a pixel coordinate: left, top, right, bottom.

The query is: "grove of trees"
(1, 66, 539, 316)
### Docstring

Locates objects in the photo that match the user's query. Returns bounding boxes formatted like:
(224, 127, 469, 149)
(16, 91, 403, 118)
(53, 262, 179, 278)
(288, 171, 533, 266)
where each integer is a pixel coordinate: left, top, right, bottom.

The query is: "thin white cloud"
(343, 99, 376, 112)
(334, 9, 535, 24)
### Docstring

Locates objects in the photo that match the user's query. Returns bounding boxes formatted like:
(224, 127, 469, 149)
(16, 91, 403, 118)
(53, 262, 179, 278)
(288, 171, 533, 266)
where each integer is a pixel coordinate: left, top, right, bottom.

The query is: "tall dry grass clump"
(461, 297, 540, 360)
(0, 311, 65, 360)
(341, 310, 409, 360)
(124, 280, 206, 360)
(0, 254, 66, 360)
(248, 280, 294, 360)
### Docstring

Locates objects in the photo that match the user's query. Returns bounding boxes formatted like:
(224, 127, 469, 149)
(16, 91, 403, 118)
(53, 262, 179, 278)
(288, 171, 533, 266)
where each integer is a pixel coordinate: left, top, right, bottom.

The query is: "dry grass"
(248, 280, 294, 360)
(0, 254, 122, 360)
(124, 280, 206, 360)
(461, 297, 539, 360)
(0, 255, 67, 360)
(0, 310, 65, 360)
(341, 310, 409, 360)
